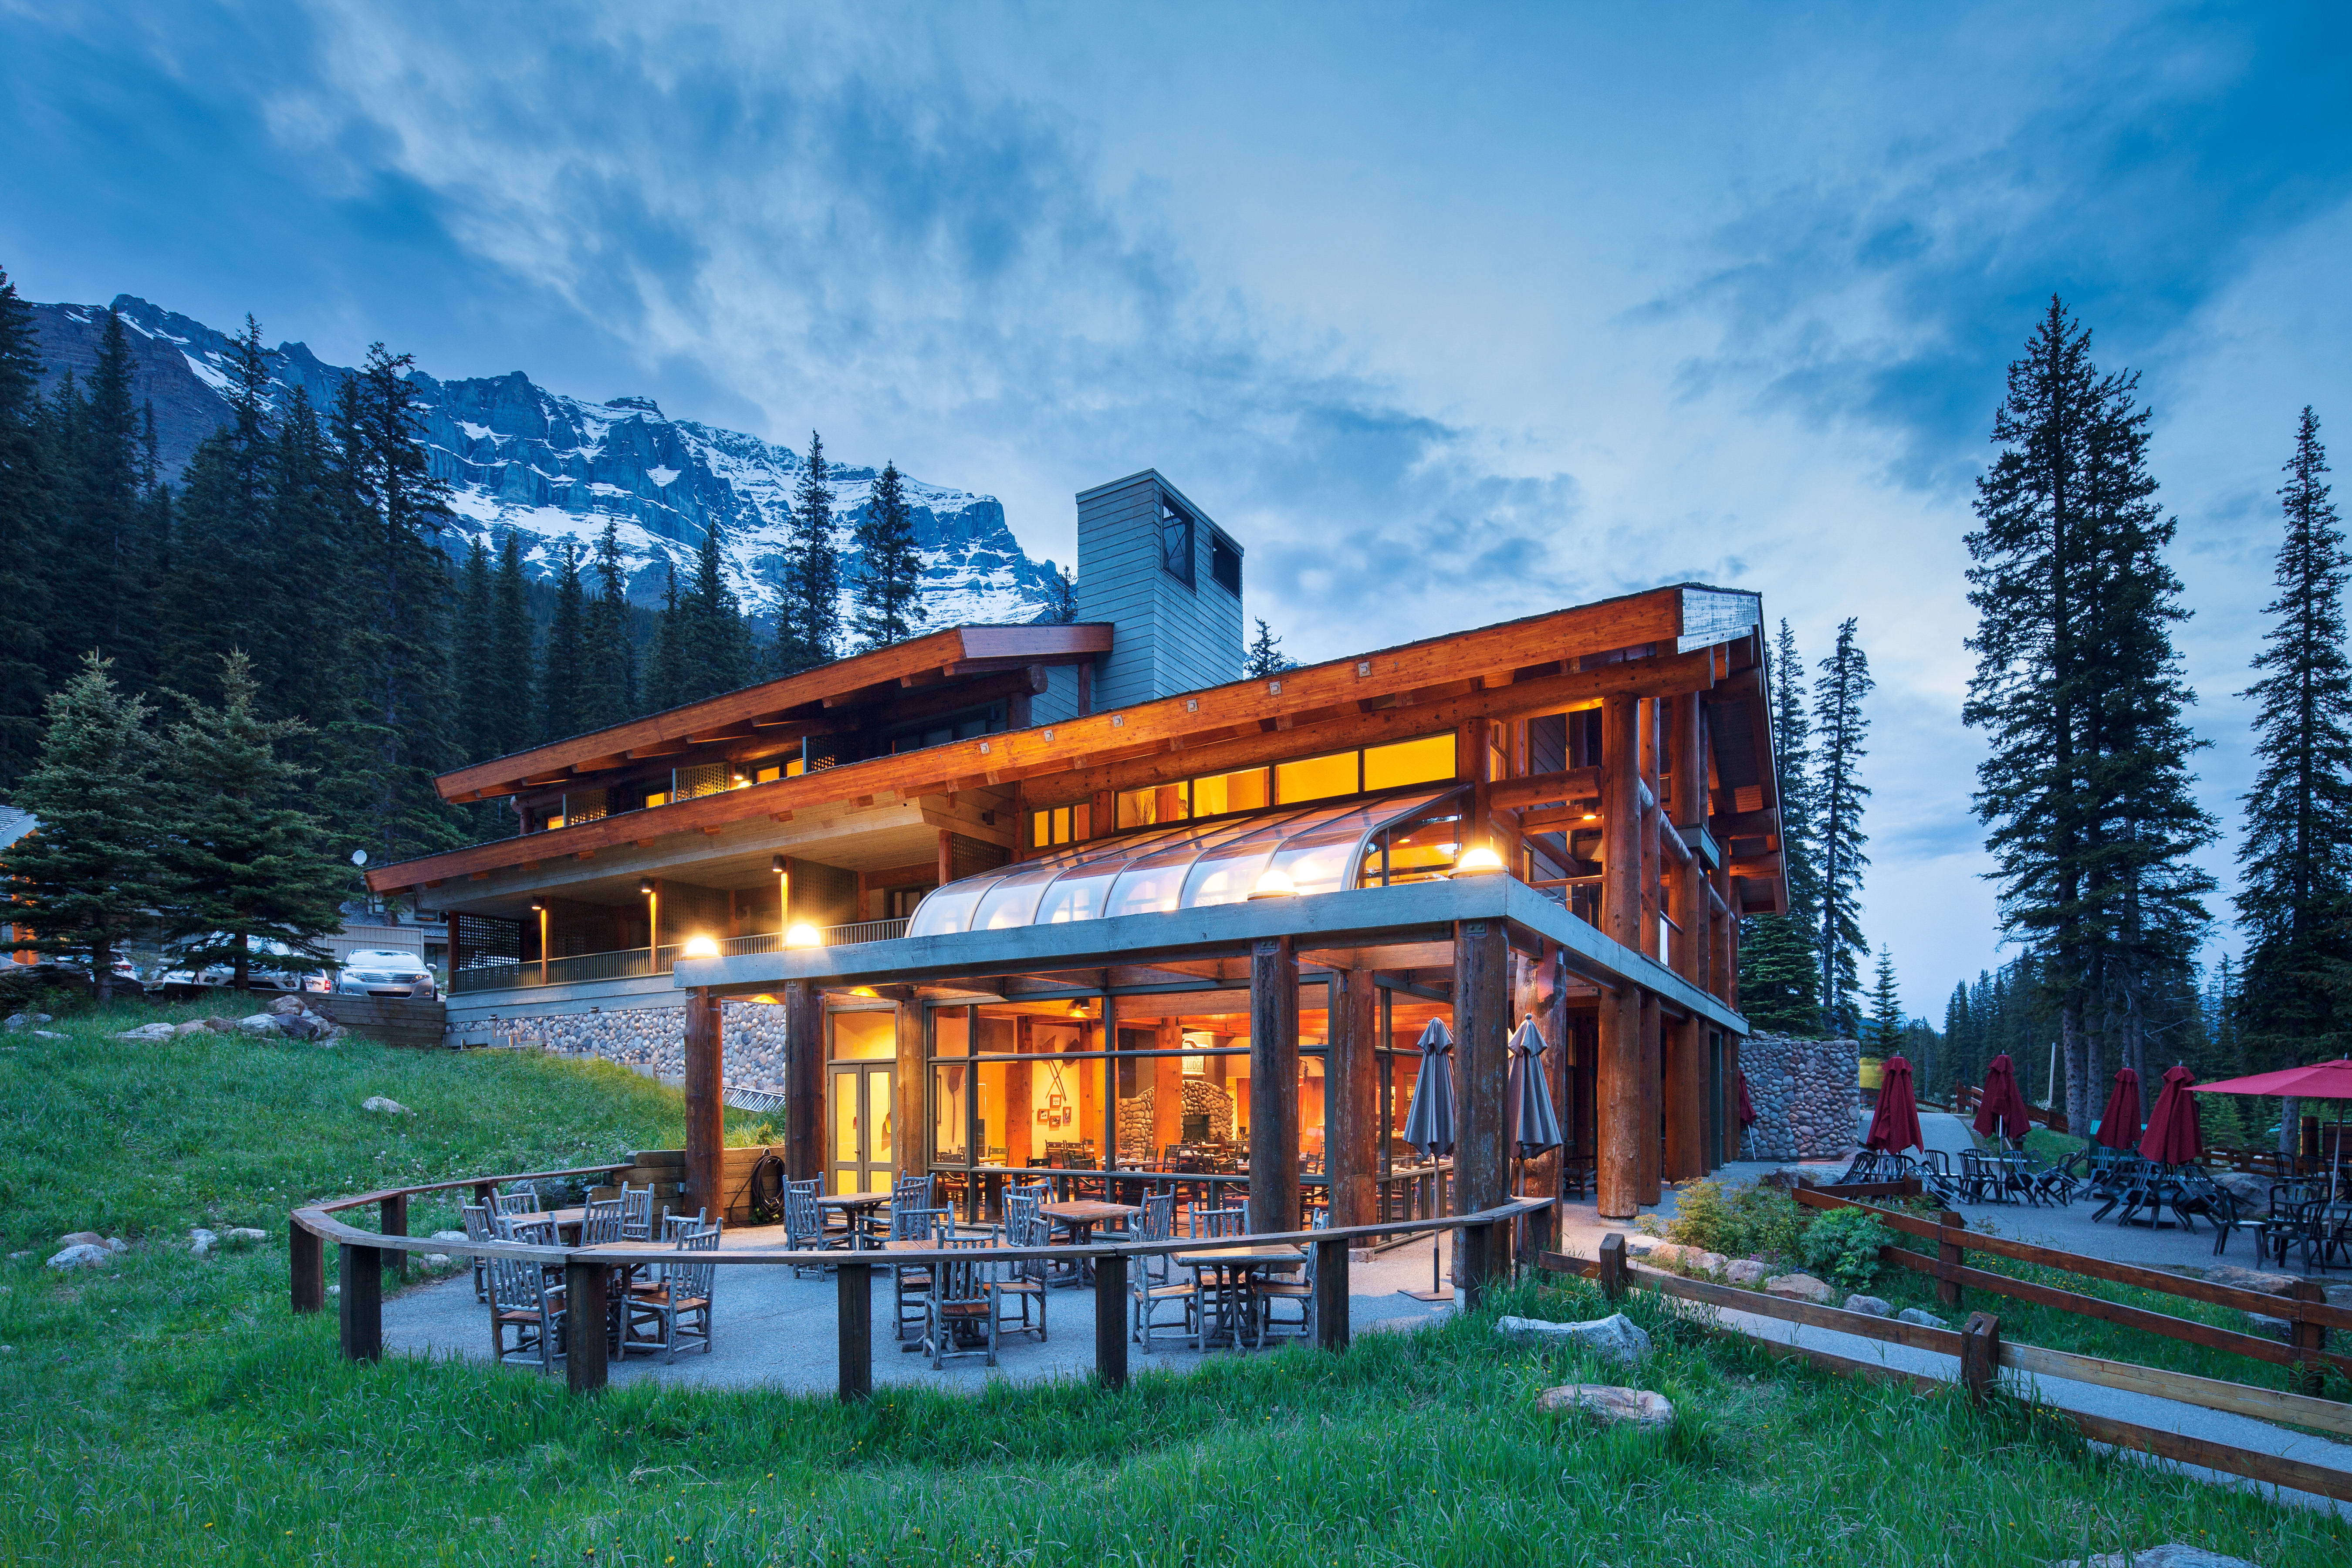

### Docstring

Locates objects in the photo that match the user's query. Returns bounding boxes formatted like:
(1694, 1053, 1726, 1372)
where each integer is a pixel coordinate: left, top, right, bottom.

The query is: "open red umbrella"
(1865, 1054, 1924, 1154)
(2095, 1066, 2143, 1151)
(2193, 1059, 2352, 1196)
(1973, 1053, 2031, 1142)
(2138, 1064, 2204, 1166)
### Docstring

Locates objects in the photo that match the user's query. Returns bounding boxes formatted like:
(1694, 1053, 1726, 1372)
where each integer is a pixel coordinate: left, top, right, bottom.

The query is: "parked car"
(335, 950, 437, 1000)
(160, 936, 308, 994)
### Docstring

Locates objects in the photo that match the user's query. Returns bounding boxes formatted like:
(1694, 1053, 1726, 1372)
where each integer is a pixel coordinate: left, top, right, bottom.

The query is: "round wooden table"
(1170, 1241, 1307, 1349)
(1038, 1199, 1141, 1284)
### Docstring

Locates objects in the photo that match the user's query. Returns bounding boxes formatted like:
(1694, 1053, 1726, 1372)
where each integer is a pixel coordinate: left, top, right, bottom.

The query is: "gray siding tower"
(1073, 470, 1244, 710)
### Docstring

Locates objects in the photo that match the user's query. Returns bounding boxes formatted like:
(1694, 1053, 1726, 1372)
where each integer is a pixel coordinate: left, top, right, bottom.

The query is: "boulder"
(278, 1014, 324, 1041)
(1696, 1251, 1729, 1275)
(4, 1012, 52, 1031)
(115, 1022, 178, 1041)
(1537, 1384, 1676, 1429)
(33, 1031, 64, 1040)
(189, 1227, 219, 1259)
(1623, 1236, 1661, 1257)
(236, 1014, 280, 1036)
(56, 1231, 105, 1248)
(2210, 1171, 2271, 1210)
(428, 1229, 468, 1244)
(202, 1017, 235, 1033)
(223, 1227, 267, 1244)
(1842, 1294, 1890, 1316)
(47, 1244, 112, 1270)
(267, 995, 307, 1017)
(1496, 1312, 1654, 1364)
(174, 1021, 210, 1037)
(2203, 1264, 2297, 1296)
(422, 1253, 452, 1268)
(1724, 1259, 1767, 1286)
(2061, 1548, 2261, 1568)
(1896, 1307, 1946, 1328)
(1765, 1273, 1837, 1305)
(361, 1096, 410, 1115)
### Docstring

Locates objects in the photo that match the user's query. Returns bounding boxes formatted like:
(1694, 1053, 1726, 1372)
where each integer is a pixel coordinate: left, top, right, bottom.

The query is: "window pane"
(1363, 733, 1456, 791)
(1191, 767, 1268, 816)
(933, 1064, 970, 1164)
(1274, 750, 1358, 804)
(933, 1007, 970, 1057)
(833, 1011, 896, 1061)
(1117, 781, 1188, 829)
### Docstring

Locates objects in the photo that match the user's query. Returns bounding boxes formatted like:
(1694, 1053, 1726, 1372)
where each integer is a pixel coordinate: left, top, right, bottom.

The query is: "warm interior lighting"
(1453, 843, 1506, 876)
(638, 879, 655, 896)
(529, 902, 544, 912)
(1066, 998, 1088, 1019)
(1581, 812, 1598, 822)
(681, 934, 719, 959)
(1249, 867, 1296, 899)
(786, 922, 823, 947)
(852, 986, 878, 998)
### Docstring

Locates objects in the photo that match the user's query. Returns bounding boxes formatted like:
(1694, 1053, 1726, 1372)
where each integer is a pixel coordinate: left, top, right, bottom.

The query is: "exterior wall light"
(681, 935, 720, 959)
(1249, 868, 1295, 899)
(1453, 844, 1506, 876)
(786, 922, 823, 947)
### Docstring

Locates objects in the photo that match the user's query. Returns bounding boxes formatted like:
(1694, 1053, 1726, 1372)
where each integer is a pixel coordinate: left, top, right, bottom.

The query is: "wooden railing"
(287, 1169, 1552, 1399)
(450, 919, 914, 994)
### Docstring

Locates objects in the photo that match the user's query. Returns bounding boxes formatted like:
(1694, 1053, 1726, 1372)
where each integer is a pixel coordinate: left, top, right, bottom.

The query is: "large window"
(1113, 733, 1455, 831)
(1160, 495, 1195, 586)
(1210, 531, 1241, 595)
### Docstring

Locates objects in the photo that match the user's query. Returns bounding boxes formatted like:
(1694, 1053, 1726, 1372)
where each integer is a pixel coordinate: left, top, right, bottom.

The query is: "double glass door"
(830, 1063, 896, 1194)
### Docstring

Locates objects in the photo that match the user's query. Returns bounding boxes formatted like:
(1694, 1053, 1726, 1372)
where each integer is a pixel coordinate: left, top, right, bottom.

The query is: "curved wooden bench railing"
(288, 1171, 1554, 1398)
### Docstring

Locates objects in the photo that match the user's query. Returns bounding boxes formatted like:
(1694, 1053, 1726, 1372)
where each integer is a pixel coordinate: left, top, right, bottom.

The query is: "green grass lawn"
(1, 1003, 2347, 1567)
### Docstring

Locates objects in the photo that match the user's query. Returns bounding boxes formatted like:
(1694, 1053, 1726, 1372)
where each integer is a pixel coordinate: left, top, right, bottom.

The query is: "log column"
(895, 998, 925, 1180)
(1639, 993, 1663, 1206)
(1326, 965, 1379, 1228)
(683, 988, 725, 1217)
(784, 980, 825, 1183)
(1248, 937, 1301, 1235)
(1154, 1016, 1186, 1160)
(1452, 919, 1510, 1222)
(1597, 694, 1644, 1220)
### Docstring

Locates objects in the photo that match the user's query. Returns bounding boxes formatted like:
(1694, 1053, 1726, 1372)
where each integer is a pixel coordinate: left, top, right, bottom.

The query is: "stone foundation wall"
(1740, 1034, 1859, 1162)
(448, 1001, 792, 1095)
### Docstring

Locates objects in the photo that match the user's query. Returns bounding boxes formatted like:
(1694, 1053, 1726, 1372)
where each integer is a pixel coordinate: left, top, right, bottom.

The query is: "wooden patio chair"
(460, 1203, 494, 1303)
(488, 1254, 565, 1374)
(783, 1184, 845, 1277)
(1254, 1209, 1326, 1346)
(581, 1196, 625, 1246)
(493, 1186, 541, 1218)
(622, 1223, 719, 1362)
(891, 1206, 954, 1343)
(618, 1183, 657, 1243)
(924, 1237, 1001, 1369)
(1130, 1193, 1194, 1353)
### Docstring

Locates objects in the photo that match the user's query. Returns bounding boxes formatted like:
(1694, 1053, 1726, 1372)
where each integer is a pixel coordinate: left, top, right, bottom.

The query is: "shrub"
(1799, 1206, 1896, 1288)
(1665, 1177, 1810, 1260)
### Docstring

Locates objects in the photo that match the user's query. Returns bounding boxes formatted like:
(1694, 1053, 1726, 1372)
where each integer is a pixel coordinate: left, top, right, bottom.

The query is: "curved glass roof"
(907, 787, 1467, 938)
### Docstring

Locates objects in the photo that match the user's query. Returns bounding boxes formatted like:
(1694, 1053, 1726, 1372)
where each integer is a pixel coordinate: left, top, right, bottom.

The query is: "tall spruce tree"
(160, 316, 274, 705)
(452, 537, 497, 760)
(540, 540, 586, 742)
(647, 565, 684, 712)
(1813, 617, 1873, 1034)
(2236, 407, 2352, 1063)
(1867, 946, 1905, 1054)
(155, 651, 347, 989)
(1245, 618, 1297, 677)
(0, 264, 50, 783)
(1942, 982, 1973, 1098)
(1740, 618, 1823, 1034)
(490, 530, 535, 757)
(679, 521, 753, 703)
(580, 517, 638, 731)
(852, 460, 926, 650)
(55, 309, 155, 686)
(261, 385, 348, 738)
(0, 654, 156, 1003)
(781, 432, 838, 672)
(1047, 565, 1077, 625)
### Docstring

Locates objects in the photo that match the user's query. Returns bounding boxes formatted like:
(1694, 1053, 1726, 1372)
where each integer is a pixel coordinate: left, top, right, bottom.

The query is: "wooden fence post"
(1095, 1253, 1129, 1389)
(838, 1261, 872, 1402)
(566, 1258, 608, 1394)
(337, 1243, 382, 1362)
(1599, 1232, 1627, 1301)
(1959, 1311, 2001, 1403)
(291, 1225, 323, 1315)
(2290, 1279, 2328, 1395)
(1936, 1211, 1965, 1309)
(1315, 1234, 1351, 1352)
(382, 1192, 408, 1284)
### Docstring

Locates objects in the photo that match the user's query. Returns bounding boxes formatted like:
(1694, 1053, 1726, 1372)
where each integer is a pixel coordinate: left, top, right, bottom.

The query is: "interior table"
(1037, 1199, 1141, 1285)
(1170, 1241, 1308, 1351)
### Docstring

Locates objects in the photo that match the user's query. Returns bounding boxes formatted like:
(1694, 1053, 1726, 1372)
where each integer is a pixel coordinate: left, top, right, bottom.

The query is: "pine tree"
(1813, 617, 1873, 1034)
(579, 517, 638, 731)
(160, 315, 274, 705)
(679, 520, 753, 703)
(647, 566, 684, 712)
(452, 537, 497, 760)
(1867, 946, 1905, 1054)
(852, 460, 926, 650)
(540, 540, 585, 741)
(0, 654, 156, 1004)
(781, 432, 838, 672)
(1740, 618, 1823, 1034)
(490, 530, 535, 757)
(54, 309, 155, 686)
(1942, 981, 1974, 1099)
(0, 264, 51, 782)
(2236, 407, 2352, 1063)
(1245, 618, 1298, 677)
(261, 386, 348, 737)
(1046, 565, 1077, 625)
(155, 651, 348, 989)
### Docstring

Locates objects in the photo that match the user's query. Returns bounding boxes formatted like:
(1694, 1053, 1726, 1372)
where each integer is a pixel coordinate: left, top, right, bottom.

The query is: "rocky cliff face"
(27, 296, 1060, 629)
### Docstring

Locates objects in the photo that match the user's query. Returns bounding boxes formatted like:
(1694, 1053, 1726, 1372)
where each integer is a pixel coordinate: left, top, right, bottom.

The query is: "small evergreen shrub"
(1798, 1206, 1896, 1288)
(1664, 1177, 1810, 1260)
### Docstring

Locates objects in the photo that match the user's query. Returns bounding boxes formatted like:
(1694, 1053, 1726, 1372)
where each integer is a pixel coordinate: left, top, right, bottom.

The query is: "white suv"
(335, 950, 438, 1000)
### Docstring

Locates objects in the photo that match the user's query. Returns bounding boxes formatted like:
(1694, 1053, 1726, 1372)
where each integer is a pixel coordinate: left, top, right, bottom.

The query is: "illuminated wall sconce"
(681, 934, 720, 959)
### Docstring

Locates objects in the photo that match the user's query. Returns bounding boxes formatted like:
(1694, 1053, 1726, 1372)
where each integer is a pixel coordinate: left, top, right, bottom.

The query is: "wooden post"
(1460, 1221, 1495, 1311)
(1598, 1231, 1626, 1301)
(936, 828, 953, 893)
(1095, 1252, 1129, 1389)
(291, 1225, 323, 1314)
(2289, 1279, 2329, 1394)
(1153, 1016, 1185, 1161)
(683, 989, 725, 1214)
(337, 1242, 382, 1362)
(1248, 937, 1301, 1234)
(1639, 991, 1662, 1207)
(1937, 1210, 1966, 1308)
(1315, 1234, 1350, 1351)
(566, 1257, 608, 1393)
(838, 1260, 872, 1401)
(1725, 1035, 1744, 1159)
(381, 1191, 409, 1283)
(785, 980, 824, 1184)
(445, 910, 461, 990)
(1598, 695, 1644, 1220)
(1959, 1311, 2001, 1403)
(1453, 920, 1511, 1224)
(1327, 966, 1379, 1228)
(895, 999, 924, 1180)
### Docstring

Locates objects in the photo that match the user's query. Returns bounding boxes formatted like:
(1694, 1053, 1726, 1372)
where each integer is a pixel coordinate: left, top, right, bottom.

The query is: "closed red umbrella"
(2138, 1064, 2204, 1166)
(1973, 1053, 2032, 1142)
(2095, 1067, 2143, 1151)
(1865, 1054, 1924, 1154)
(1737, 1072, 1757, 1128)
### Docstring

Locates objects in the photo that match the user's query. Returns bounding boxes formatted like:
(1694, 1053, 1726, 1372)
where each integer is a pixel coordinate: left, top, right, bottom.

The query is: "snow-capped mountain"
(26, 295, 1062, 629)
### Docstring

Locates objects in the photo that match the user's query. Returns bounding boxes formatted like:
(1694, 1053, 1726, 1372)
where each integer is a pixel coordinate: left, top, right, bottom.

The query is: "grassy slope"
(0, 1005, 2342, 1568)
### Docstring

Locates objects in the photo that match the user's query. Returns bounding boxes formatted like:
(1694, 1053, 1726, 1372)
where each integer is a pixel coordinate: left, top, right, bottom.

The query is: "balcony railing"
(450, 919, 912, 995)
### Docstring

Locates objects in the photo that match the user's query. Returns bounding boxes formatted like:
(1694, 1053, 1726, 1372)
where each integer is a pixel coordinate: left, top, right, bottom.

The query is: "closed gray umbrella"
(1401, 1018, 1456, 1157)
(1507, 1018, 1564, 1158)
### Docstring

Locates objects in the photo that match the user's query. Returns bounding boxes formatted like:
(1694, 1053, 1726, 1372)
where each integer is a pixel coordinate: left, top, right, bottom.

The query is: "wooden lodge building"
(367, 470, 1787, 1232)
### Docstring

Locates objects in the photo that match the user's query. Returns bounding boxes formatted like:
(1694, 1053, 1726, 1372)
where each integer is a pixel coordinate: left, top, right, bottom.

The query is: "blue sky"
(5, 1, 2350, 1018)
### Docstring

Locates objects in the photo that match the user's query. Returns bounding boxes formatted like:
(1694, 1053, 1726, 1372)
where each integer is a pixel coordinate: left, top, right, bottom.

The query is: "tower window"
(1160, 496, 1196, 587)
(1210, 532, 1241, 595)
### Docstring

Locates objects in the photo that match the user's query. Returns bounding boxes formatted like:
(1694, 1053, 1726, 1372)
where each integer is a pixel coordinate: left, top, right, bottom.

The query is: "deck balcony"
(450, 919, 911, 994)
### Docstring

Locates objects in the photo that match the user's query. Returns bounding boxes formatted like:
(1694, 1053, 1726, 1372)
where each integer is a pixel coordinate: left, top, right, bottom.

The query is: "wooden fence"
(308, 994, 446, 1049)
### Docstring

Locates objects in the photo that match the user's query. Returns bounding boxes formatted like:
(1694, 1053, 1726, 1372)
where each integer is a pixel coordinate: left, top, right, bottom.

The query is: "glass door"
(829, 1062, 896, 1193)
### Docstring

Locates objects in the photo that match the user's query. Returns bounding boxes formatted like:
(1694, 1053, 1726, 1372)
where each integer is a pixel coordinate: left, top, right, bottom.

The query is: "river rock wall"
(1740, 1034, 1859, 1162)
(446, 1001, 793, 1095)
